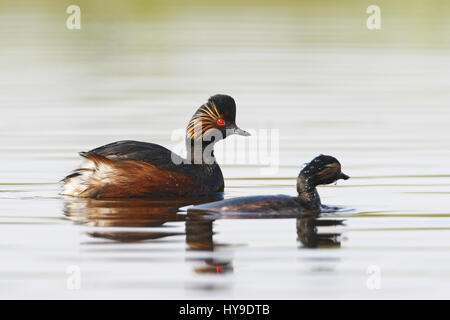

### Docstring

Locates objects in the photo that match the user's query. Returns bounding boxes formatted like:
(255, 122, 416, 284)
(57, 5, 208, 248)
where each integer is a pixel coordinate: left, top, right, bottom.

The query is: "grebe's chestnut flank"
(62, 94, 250, 198)
(188, 155, 349, 215)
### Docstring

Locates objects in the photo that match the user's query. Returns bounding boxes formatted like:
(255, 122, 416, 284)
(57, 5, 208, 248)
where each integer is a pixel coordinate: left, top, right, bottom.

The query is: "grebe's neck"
(185, 137, 218, 165)
(296, 175, 321, 211)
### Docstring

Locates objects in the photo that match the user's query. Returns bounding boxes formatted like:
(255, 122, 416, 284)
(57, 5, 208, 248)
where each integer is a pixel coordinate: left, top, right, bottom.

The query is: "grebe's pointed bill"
(339, 172, 350, 180)
(228, 126, 251, 136)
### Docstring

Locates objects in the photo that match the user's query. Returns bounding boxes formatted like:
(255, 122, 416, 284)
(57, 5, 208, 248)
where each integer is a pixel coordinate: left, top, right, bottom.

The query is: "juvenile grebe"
(188, 155, 349, 215)
(62, 94, 250, 198)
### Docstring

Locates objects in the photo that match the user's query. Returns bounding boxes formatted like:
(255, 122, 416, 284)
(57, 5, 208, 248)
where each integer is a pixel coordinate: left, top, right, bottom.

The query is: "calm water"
(1, 0, 450, 299)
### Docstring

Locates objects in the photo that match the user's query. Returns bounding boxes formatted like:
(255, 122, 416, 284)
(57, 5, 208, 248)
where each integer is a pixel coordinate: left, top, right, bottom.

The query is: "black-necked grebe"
(62, 94, 250, 198)
(188, 155, 349, 215)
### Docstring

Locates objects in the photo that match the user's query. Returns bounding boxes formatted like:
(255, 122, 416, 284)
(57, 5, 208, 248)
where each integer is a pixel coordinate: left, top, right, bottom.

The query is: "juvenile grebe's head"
(186, 94, 250, 142)
(298, 155, 349, 189)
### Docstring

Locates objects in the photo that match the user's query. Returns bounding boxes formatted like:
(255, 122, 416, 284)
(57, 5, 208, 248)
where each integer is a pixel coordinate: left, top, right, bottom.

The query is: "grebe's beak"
(229, 126, 251, 136)
(339, 172, 350, 180)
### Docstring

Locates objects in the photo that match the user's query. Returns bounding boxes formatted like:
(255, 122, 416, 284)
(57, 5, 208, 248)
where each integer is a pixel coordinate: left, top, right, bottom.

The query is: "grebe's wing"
(81, 140, 184, 167)
(188, 195, 303, 217)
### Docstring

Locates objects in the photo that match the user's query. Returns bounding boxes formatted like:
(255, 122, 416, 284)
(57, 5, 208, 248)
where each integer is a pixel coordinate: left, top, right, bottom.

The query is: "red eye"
(217, 119, 225, 126)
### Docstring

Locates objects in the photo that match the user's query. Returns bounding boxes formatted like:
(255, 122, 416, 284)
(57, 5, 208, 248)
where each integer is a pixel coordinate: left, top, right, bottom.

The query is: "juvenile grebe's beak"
(339, 172, 350, 180)
(229, 126, 251, 136)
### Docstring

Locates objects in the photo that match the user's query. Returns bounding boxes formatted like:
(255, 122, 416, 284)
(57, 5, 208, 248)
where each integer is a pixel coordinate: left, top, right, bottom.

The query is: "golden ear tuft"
(187, 102, 224, 140)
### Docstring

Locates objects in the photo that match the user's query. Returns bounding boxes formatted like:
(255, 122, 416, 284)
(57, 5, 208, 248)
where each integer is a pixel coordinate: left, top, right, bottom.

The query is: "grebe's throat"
(296, 175, 321, 210)
(185, 137, 218, 165)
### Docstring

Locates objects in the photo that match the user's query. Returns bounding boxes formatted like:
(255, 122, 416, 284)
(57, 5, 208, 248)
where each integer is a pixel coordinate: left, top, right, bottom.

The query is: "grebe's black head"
(187, 94, 250, 142)
(298, 155, 349, 190)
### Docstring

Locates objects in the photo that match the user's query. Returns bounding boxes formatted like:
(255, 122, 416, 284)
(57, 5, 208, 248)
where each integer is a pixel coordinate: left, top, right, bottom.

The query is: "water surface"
(1, 0, 450, 299)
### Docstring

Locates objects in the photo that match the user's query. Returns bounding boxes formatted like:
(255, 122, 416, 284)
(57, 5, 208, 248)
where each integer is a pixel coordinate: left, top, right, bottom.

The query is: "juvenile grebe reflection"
(297, 217, 344, 249)
(184, 213, 346, 274)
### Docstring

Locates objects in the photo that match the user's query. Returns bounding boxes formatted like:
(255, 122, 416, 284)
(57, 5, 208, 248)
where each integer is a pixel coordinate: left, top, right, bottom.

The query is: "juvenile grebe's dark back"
(188, 155, 349, 215)
(62, 94, 250, 198)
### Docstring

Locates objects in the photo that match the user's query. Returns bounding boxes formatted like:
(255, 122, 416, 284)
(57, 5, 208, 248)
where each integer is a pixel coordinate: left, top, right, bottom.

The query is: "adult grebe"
(62, 94, 250, 198)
